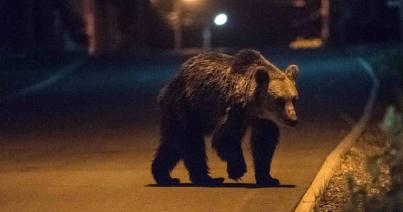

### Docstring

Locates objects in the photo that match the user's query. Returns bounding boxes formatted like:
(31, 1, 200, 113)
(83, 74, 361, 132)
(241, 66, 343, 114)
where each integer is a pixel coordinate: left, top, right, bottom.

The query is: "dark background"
(0, 0, 401, 55)
(0, 1, 402, 211)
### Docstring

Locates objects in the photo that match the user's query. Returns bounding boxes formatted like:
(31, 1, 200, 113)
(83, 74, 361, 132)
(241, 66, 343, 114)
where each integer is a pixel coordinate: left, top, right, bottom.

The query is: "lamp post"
(173, 0, 183, 50)
(202, 13, 227, 50)
(173, 0, 200, 51)
(202, 26, 211, 49)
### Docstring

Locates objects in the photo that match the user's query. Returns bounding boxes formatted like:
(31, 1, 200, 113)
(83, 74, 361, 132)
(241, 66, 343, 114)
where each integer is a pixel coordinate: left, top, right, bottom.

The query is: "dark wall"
(211, 1, 320, 48)
(0, 0, 32, 51)
(0, 0, 85, 53)
(149, 0, 321, 49)
(1, 0, 400, 52)
(348, 0, 399, 43)
(330, 0, 400, 45)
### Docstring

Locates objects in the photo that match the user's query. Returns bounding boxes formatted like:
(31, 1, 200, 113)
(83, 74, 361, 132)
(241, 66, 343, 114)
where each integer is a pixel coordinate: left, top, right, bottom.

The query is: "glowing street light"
(183, 0, 198, 4)
(151, 0, 203, 50)
(293, 0, 306, 7)
(214, 13, 228, 26)
(172, 0, 202, 50)
(203, 13, 228, 49)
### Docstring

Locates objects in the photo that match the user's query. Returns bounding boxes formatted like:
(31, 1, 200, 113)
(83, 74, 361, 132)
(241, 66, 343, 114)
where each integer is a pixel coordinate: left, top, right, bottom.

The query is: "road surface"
(0, 48, 372, 211)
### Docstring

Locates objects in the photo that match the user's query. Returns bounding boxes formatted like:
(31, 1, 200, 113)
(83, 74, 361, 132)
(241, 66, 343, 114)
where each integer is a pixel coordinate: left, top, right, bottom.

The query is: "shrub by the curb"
(345, 106, 403, 211)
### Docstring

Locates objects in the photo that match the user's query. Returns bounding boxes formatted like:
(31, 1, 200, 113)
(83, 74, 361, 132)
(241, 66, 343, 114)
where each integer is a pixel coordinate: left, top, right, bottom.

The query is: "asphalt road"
(0, 48, 372, 211)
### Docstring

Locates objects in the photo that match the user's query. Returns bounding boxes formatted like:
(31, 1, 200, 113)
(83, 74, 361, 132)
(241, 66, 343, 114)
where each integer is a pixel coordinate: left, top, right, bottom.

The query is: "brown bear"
(151, 49, 299, 186)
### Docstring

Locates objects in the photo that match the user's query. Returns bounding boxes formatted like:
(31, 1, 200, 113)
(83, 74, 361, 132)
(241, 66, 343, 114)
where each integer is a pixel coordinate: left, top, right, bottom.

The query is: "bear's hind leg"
(182, 125, 224, 186)
(152, 124, 182, 186)
(250, 119, 280, 186)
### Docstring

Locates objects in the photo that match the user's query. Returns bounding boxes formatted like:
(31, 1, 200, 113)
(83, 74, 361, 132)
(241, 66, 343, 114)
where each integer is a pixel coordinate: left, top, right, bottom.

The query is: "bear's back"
(179, 52, 240, 107)
(160, 52, 241, 131)
(180, 52, 233, 78)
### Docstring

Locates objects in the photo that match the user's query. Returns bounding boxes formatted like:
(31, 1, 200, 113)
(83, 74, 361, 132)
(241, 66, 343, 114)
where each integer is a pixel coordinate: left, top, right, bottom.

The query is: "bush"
(372, 50, 403, 84)
(346, 106, 403, 211)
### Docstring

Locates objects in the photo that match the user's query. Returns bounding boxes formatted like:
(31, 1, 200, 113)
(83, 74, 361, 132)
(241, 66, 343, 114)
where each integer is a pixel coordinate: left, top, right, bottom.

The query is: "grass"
(317, 125, 391, 211)
(317, 47, 403, 211)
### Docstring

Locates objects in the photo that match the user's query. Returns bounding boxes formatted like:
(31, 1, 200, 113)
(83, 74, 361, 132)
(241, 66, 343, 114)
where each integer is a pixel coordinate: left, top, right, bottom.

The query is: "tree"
(81, 0, 150, 56)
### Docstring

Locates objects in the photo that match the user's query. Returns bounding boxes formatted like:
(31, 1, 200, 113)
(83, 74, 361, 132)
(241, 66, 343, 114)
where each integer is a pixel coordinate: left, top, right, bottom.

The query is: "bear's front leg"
(225, 146, 247, 181)
(250, 118, 280, 186)
(180, 116, 224, 186)
(212, 107, 248, 180)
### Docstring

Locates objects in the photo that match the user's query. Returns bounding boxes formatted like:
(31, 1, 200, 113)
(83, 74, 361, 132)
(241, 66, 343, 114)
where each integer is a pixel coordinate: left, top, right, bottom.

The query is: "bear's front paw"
(227, 162, 247, 180)
(256, 176, 280, 187)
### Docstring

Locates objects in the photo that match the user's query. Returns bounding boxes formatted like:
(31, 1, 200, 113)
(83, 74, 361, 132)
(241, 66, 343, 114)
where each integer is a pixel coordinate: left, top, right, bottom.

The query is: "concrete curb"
(294, 57, 380, 212)
(0, 59, 86, 104)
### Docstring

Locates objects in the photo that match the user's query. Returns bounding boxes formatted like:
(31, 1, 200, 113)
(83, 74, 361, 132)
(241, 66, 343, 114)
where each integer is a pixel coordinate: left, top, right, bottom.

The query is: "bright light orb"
(183, 0, 198, 4)
(214, 13, 228, 26)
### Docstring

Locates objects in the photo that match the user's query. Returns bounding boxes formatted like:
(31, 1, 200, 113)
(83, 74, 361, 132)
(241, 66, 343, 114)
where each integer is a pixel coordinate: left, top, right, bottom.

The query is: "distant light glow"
(214, 13, 228, 26)
(289, 37, 323, 49)
(183, 0, 198, 3)
(293, 0, 306, 7)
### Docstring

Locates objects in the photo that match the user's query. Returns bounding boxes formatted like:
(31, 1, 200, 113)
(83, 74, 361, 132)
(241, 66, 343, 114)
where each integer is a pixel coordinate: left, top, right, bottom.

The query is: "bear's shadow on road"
(146, 183, 295, 189)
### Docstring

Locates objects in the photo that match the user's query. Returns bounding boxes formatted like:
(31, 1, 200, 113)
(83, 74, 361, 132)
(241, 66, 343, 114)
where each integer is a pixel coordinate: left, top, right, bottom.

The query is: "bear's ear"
(285, 64, 299, 81)
(254, 66, 269, 85)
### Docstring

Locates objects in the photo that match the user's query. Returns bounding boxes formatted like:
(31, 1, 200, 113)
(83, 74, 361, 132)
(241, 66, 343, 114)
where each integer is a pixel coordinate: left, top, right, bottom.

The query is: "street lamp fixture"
(214, 13, 228, 26)
(203, 13, 228, 49)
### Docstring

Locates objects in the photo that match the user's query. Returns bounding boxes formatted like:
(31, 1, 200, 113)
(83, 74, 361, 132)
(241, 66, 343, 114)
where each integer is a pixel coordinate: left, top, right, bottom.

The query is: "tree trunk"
(82, 0, 97, 55)
(321, 0, 330, 44)
(135, 0, 148, 49)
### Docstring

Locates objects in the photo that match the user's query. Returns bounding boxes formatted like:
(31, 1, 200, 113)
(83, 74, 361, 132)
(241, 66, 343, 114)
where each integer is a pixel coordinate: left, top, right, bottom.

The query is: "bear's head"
(253, 64, 299, 127)
(231, 49, 299, 127)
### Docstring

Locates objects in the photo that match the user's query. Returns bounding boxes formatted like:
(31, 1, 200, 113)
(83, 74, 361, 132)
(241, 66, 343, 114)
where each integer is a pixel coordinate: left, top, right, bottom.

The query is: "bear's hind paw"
(156, 177, 180, 186)
(256, 177, 280, 187)
(192, 177, 225, 186)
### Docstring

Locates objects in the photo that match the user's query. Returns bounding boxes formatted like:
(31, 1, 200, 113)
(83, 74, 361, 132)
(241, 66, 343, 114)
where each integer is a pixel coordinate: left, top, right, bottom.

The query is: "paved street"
(0, 48, 373, 211)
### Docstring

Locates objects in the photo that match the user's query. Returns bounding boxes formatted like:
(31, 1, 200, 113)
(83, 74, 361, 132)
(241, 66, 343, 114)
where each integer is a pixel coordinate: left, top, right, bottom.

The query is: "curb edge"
(0, 59, 87, 104)
(294, 57, 380, 212)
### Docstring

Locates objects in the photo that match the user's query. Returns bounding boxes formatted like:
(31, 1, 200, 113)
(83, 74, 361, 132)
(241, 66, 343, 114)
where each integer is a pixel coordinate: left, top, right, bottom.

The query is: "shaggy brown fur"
(152, 49, 299, 186)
